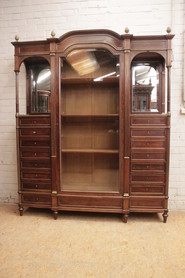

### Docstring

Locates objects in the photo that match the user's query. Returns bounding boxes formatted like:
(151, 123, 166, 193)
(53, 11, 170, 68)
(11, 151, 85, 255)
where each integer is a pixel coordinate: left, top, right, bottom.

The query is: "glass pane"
(61, 49, 119, 192)
(132, 65, 159, 112)
(62, 153, 119, 192)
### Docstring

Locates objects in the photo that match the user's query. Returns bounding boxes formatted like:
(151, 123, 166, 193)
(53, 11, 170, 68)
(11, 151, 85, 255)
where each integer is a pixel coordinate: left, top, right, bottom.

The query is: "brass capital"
(124, 193, 129, 197)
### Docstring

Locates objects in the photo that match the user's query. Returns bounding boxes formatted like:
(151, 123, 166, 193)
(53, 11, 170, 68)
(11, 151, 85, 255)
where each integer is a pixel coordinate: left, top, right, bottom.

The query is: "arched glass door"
(60, 49, 120, 192)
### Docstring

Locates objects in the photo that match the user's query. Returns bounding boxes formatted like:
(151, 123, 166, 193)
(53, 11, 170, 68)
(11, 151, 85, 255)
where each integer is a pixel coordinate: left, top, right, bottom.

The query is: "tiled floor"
(0, 204, 185, 278)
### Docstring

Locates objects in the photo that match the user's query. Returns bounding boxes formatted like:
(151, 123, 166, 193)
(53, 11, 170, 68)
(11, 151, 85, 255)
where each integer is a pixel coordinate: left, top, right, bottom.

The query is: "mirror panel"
(19, 57, 51, 114)
(132, 64, 159, 113)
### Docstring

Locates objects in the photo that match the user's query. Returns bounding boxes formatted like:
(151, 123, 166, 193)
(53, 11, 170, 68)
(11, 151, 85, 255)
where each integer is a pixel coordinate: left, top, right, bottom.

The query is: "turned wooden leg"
(123, 214, 128, 223)
(162, 211, 168, 223)
(53, 211, 58, 220)
(19, 206, 24, 216)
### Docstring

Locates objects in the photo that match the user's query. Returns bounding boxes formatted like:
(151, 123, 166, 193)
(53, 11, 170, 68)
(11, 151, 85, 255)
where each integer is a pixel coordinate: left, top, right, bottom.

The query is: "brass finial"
(15, 35, 19, 41)
(166, 26, 171, 34)
(125, 27, 129, 34)
(51, 30, 56, 38)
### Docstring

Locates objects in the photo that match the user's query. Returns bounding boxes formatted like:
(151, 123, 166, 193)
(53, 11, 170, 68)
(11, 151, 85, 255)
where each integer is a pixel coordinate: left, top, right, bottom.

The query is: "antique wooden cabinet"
(12, 29, 174, 222)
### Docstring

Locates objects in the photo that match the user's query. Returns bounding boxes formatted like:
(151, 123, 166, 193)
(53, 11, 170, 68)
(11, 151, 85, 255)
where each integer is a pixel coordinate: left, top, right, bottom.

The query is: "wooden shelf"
(62, 148, 119, 154)
(61, 114, 119, 122)
(61, 114, 119, 118)
(62, 183, 119, 192)
(61, 76, 119, 85)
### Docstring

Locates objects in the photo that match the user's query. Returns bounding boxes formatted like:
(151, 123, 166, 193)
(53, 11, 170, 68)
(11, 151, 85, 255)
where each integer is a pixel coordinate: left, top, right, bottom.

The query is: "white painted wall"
(0, 0, 184, 210)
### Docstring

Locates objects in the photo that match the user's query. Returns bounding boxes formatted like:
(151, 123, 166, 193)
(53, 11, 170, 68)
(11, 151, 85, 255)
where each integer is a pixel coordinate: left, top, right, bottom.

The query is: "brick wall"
(0, 0, 184, 210)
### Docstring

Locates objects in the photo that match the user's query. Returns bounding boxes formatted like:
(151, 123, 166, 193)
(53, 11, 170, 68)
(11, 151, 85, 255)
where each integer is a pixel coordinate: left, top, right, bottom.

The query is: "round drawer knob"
(35, 184, 38, 188)
(147, 154, 150, 158)
(33, 131, 36, 134)
(147, 165, 149, 169)
(34, 142, 37, 145)
(147, 131, 150, 135)
(34, 153, 37, 156)
(34, 163, 38, 167)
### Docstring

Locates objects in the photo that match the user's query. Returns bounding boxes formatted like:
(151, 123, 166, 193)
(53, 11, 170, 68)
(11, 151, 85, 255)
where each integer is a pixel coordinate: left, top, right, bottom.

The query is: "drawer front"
(19, 117, 50, 126)
(132, 153, 165, 159)
(20, 140, 50, 147)
(131, 140, 165, 148)
(20, 128, 50, 136)
(21, 171, 51, 179)
(22, 194, 51, 204)
(131, 185, 164, 195)
(131, 163, 165, 171)
(130, 197, 164, 209)
(21, 160, 51, 169)
(131, 174, 165, 183)
(131, 117, 167, 125)
(21, 181, 51, 190)
(58, 195, 122, 209)
(21, 150, 50, 158)
(132, 129, 166, 137)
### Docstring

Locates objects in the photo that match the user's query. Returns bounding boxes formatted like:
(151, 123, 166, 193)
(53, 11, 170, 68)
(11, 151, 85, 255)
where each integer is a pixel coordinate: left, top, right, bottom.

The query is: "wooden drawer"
(21, 181, 51, 190)
(130, 197, 164, 209)
(131, 129, 166, 137)
(20, 128, 50, 136)
(131, 173, 165, 183)
(21, 160, 51, 169)
(130, 185, 164, 195)
(131, 117, 167, 125)
(21, 194, 51, 204)
(131, 152, 165, 160)
(21, 149, 50, 158)
(131, 163, 165, 171)
(58, 195, 122, 209)
(131, 140, 165, 148)
(21, 171, 51, 180)
(19, 116, 50, 126)
(20, 139, 50, 147)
